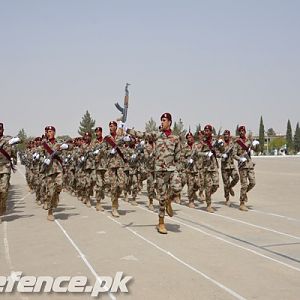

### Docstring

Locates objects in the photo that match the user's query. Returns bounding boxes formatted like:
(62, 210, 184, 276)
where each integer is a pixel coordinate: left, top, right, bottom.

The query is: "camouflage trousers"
(0, 173, 10, 215)
(203, 169, 219, 206)
(198, 169, 205, 194)
(127, 172, 138, 199)
(108, 168, 126, 201)
(94, 170, 107, 201)
(83, 169, 95, 198)
(146, 171, 156, 200)
(46, 173, 63, 209)
(156, 171, 182, 218)
(221, 168, 239, 198)
(186, 172, 200, 201)
(239, 168, 255, 202)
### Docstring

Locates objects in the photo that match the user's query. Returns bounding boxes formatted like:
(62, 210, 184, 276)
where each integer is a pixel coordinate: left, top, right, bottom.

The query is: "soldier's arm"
(126, 129, 158, 142)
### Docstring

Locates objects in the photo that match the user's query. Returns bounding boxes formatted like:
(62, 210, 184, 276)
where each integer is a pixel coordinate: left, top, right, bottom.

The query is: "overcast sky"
(1, 0, 299, 137)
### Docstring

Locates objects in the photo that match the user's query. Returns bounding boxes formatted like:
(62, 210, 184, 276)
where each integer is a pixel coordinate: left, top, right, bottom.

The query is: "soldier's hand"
(44, 158, 51, 165)
(110, 148, 117, 155)
(206, 151, 213, 158)
(239, 157, 247, 163)
(252, 140, 259, 147)
(60, 143, 69, 150)
(222, 153, 228, 159)
(93, 149, 100, 155)
(123, 135, 131, 142)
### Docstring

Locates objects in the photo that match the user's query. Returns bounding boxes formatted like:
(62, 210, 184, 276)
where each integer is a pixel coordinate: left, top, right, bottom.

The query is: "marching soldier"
(125, 113, 182, 234)
(0, 123, 18, 223)
(92, 127, 107, 211)
(105, 121, 127, 217)
(182, 132, 199, 208)
(41, 126, 70, 221)
(233, 126, 260, 211)
(220, 130, 239, 206)
(196, 125, 222, 213)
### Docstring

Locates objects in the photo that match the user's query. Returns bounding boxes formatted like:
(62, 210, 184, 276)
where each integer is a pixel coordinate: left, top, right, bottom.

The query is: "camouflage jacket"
(91, 139, 107, 171)
(196, 138, 220, 171)
(144, 143, 155, 172)
(41, 139, 64, 176)
(233, 137, 259, 169)
(105, 134, 125, 169)
(127, 129, 181, 172)
(220, 139, 236, 170)
(181, 142, 198, 173)
(0, 135, 14, 174)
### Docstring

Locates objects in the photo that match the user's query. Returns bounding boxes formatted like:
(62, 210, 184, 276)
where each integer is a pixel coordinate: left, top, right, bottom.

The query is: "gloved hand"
(140, 140, 145, 146)
(187, 158, 193, 164)
(123, 135, 131, 142)
(222, 153, 228, 159)
(252, 140, 259, 147)
(60, 143, 69, 150)
(118, 121, 128, 132)
(218, 139, 224, 146)
(110, 148, 117, 155)
(93, 149, 100, 155)
(206, 151, 213, 158)
(44, 158, 51, 165)
(131, 153, 137, 160)
(9, 137, 20, 145)
(239, 157, 247, 163)
(80, 156, 85, 162)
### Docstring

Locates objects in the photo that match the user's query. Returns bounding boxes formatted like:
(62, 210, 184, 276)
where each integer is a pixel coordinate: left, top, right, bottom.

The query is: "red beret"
(223, 130, 231, 135)
(160, 113, 172, 123)
(186, 132, 193, 139)
(47, 126, 56, 132)
(95, 127, 102, 132)
(238, 126, 246, 132)
(204, 124, 213, 131)
(109, 121, 117, 126)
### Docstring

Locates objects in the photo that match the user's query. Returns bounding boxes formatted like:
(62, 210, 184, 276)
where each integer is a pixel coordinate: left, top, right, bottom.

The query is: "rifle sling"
(236, 139, 251, 158)
(104, 136, 127, 163)
(42, 141, 63, 165)
(0, 146, 16, 171)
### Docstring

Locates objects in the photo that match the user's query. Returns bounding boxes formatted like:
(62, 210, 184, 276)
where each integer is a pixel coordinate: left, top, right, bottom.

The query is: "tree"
(172, 118, 186, 137)
(294, 122, 300, 153)
(145, 117, 158, 132)
(16, 128, 28, 152)
(286, 119, 293, 153)
(269, 137, 286, 152)
(194, 124, 201, 141)
(267, 128, 276, 136)
(235, 125, 239, 137)
(78, 110, 95, 136)
(259, 116, 265, 153)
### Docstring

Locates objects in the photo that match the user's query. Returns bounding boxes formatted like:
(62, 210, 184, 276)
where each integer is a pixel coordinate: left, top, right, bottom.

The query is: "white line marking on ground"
(136, 205, 300, 272)
(106, 215, 246, 300)
(54, 220, 116, 300)
(179, 209, 300, 240)
(250, 209, 300, 223)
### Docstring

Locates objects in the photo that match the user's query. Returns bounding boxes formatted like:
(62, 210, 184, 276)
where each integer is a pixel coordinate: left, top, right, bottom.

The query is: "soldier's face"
(204, 128, 212, 138)
(96, 130, 102, 139)
(239, 130, 246, 138)
(47, 129, 55, 140)
(187, 135, 194, 144)
(84, 136, 91, 144)
(109, 124, 117, 134)
(224, 134, 230, 142)
(161, 118, 171, 131)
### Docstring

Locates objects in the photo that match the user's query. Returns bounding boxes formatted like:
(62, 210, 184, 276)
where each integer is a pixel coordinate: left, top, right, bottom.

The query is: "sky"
(1, 0, 299, 137)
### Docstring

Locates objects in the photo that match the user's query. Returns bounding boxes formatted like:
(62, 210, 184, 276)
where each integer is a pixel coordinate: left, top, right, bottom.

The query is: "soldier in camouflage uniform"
(105, 121, 127, 217)
(219, 130, 239, 206)
(144, 137, 156, 210)
(41, 126, 70, 221)
(182, 132, 199, 208)
(233, 126, 259, 211)
(92, 127, 107, 211)
(196, 125, 222, 213)
(0, 123, 18, 223)
(126, 113, 182, 234)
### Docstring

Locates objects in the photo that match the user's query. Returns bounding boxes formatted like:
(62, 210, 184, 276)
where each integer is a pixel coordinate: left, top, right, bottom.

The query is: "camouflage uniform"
(220, 138, 239, 203)
(127, 129, 182, 218)
(182, 142, 199, 207)
(0, 135, 14, 219)
(233, 134, 259, 210)
(144, 142, 156, 209)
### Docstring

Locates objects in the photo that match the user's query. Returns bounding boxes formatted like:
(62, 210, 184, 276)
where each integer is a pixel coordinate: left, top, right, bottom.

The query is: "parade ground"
(1, 156, 300, 300)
